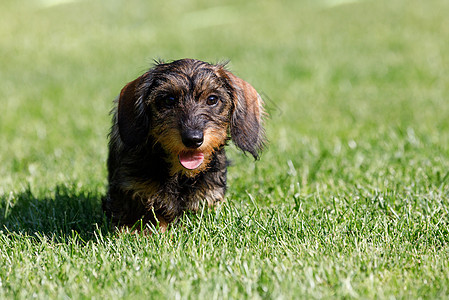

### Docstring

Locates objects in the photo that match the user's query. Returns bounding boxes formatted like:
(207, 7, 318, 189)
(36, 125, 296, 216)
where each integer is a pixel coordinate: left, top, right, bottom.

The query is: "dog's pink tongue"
(179, 152, 204, 170)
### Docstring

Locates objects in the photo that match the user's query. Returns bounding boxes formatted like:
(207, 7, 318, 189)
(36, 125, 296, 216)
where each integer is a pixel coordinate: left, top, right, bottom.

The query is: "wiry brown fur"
(102, 59, 265, 231)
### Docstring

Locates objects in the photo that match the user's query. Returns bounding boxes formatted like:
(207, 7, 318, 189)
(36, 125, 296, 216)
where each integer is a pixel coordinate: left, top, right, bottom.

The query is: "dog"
(102, 58, 265, 232)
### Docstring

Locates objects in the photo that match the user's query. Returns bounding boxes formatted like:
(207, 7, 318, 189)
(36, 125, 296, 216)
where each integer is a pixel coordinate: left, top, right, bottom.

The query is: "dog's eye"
(163, 96, 177, 108)
(206, 95, 219, 106)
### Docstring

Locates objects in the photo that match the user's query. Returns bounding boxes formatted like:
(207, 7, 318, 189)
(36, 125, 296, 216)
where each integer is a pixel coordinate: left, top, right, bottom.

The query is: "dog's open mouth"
(178, 151, 204, 170)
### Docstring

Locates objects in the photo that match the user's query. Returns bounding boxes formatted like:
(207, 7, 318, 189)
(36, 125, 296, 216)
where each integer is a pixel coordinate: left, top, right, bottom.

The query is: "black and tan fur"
(103, 59, 265, 231)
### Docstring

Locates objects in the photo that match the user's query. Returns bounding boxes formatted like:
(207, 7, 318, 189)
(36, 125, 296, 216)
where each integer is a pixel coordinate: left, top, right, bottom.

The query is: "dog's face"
(116, 59, 265, 177)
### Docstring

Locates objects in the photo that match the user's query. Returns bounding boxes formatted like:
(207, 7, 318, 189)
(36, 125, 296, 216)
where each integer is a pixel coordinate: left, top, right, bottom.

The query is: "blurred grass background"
(1, 0, 449, 298)
(1, 0, 449, 187)
(1, 0, 447, 192)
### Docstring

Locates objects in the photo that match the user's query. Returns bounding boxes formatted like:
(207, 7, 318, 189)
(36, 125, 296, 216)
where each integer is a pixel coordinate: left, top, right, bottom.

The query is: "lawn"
(1, 0, 449, 298)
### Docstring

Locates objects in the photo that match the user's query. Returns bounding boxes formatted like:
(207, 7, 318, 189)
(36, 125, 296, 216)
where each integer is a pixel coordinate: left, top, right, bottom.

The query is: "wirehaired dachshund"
(103, 58, 265, 231)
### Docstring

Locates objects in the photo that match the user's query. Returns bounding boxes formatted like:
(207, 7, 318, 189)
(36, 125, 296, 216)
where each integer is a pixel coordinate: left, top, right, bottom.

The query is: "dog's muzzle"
(179, 129, 205, 170)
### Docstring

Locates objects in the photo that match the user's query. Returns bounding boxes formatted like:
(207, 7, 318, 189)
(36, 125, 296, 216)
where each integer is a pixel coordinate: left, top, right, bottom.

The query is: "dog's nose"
(181, 129, 204, 148)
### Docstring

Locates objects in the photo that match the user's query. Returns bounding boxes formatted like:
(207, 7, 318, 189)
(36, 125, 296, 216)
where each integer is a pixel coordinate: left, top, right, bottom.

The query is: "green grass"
(1, 0, 449, 298)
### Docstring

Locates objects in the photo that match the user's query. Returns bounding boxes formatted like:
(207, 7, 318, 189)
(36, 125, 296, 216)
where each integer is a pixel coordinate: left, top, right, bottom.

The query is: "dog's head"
(116, 59, 265, 176)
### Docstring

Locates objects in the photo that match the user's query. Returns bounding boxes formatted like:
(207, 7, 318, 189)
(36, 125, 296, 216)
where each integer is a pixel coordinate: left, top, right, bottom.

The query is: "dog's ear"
(117, 74, 149, 147)
(221, 70, 266, 159)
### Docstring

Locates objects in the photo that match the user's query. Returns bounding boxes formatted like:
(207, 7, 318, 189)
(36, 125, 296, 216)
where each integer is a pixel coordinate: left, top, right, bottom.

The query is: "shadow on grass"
(0, 184, 109, 242)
